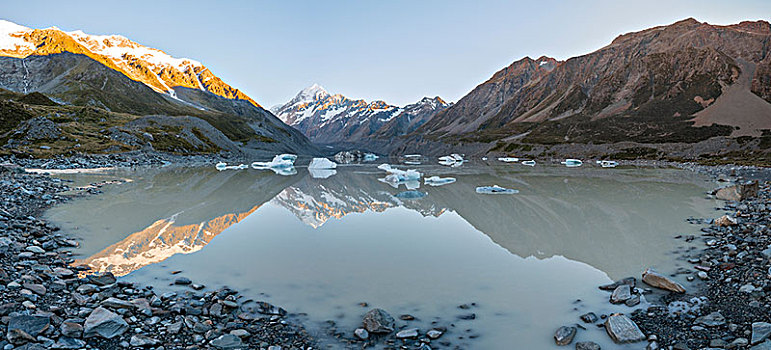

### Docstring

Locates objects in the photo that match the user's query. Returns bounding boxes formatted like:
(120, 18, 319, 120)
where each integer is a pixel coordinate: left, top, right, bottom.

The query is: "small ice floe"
(308, 157, 337, 169)
(252, 154, 297, 169)
(561, 159, 583, 167)
(598, 160, 619, 168)
(215, 162, 248, 171)
(475, 185, 519, 194)
(438, 153, 465, 167)
(395, 190, 427, 199)
(380, 178, 421, 190)
(521, 160, 536, 166)
(401, 154, 422, 164)
(481, 157, 488, 161)
(309, 168, 336, 179)
(498, 157, 519, 163)
(271, 167, 298, 176)
(364, 153, 379, 161)
(378, 164, 422, 189)
(424, 176, 456, 186)
(378, 164, 422, 181)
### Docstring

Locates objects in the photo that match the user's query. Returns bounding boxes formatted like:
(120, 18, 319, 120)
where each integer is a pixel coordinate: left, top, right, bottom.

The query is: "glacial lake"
(45, 162, 717, 349)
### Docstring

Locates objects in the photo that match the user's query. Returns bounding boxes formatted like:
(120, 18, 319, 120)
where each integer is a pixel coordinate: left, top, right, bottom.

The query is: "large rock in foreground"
(362, 308, 395, 334)
(605, 314, 646, 343)
(642, 268, 685, 293)
(84, 307, 128, 338)
(714, 182, 759, 201)
(8, 315, 50, 337)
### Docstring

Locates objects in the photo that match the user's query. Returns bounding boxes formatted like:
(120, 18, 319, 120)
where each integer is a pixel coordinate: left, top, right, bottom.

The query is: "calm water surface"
(46, 163, 717, 349)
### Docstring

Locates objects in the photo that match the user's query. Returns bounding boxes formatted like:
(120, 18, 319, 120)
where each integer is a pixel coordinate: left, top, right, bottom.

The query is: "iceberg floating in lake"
(378, 164, 422, 181)
(379, 178, 420, 190)
(363, 153, 379, 161)
(308, 157, 337, 169)
(521, 160, 536, 166)
(438, 154, 465, 167)
(498, 157, 519, 163)
(252, 154, 297, 170)
(215, 162, 248, 171)
(309, 168, 336, 179)
(476, 185, 519, 194)
(561, 159, 583, 167)
(598, 160, 618, 168)
(395, 190, 427, 199)
(270, 166, 297, 176)
(424, 176, 456, 186)
(482, 157, 488, 161)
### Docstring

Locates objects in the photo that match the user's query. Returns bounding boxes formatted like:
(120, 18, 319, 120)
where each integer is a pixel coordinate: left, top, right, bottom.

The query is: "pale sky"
(2, 0, 769, 107)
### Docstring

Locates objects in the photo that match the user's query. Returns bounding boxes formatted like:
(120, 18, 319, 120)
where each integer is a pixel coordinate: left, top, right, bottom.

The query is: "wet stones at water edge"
(362, 308, 396, 333)
(0, 167, 315, 349)
(604, 314, 646, 343)
(353, 308, 447, 347)
(641, 268, 686, 293)
(553, 325, 577, 346)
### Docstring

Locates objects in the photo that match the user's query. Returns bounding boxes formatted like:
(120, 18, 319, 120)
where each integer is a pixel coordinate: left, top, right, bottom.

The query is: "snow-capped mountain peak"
(297, 83, 329, 102)
(0, 19, 259, 107)
(272, 85, 451, 145)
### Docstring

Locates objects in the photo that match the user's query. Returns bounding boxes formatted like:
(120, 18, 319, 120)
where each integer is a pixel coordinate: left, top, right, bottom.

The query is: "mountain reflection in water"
(49, 164, 714, 281)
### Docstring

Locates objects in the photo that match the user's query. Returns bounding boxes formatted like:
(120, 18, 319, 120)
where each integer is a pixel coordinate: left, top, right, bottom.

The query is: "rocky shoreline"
(0, 162, 316, 349)
(553, 165, 771, 349)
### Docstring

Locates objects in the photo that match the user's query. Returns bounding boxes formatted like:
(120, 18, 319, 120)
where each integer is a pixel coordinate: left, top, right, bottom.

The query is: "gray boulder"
(604, 314, 645, 343)
(362, 308, 395, 334)
(83, 307, 128, 338)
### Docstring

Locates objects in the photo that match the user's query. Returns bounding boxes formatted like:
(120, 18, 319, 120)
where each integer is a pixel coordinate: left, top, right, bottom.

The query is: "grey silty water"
(46, 163, 717, 349)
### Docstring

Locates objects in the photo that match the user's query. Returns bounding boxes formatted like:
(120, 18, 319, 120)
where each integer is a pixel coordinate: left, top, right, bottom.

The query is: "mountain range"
(395, 18, 771, 161)
(0, 20, 314, 157)
(271, 84, 451, 147)
(1, 18, 770, 162)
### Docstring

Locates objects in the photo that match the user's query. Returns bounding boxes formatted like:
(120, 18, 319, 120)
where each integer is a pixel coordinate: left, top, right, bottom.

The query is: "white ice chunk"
(599, 160, 618, 168)
(438, 153, 465, 167)
(476, 185, 519, 194)
(270, 166, 297, 176)
(309, 168, 336, 179)
(377, 164, 422, 181)
(521, 160, 536, 166)
(363, 153, 379, 161)
(252, 154, 298, 169)
(424, 176, 456, 186)
(215, 162, 248, 171)
(308, 157, 337, 169)
(561, 159, 583, 167)
(498, 157, 519, 163)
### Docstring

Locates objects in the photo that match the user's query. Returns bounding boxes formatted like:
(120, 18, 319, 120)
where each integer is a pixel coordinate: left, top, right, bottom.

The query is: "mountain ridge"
(272, 84, 451, 147)
(0, 19, 260, 108)
(394, 18, 771, 162)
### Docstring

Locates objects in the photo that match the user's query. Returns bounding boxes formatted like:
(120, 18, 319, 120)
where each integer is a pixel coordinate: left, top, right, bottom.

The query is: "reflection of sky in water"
(46, 165, 717, 349)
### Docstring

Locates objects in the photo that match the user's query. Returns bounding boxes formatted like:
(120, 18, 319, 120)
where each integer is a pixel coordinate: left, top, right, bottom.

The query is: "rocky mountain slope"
(0, 20, 315, 157)
(406, 18, 771, 161)
(272, 84, 450, 146)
